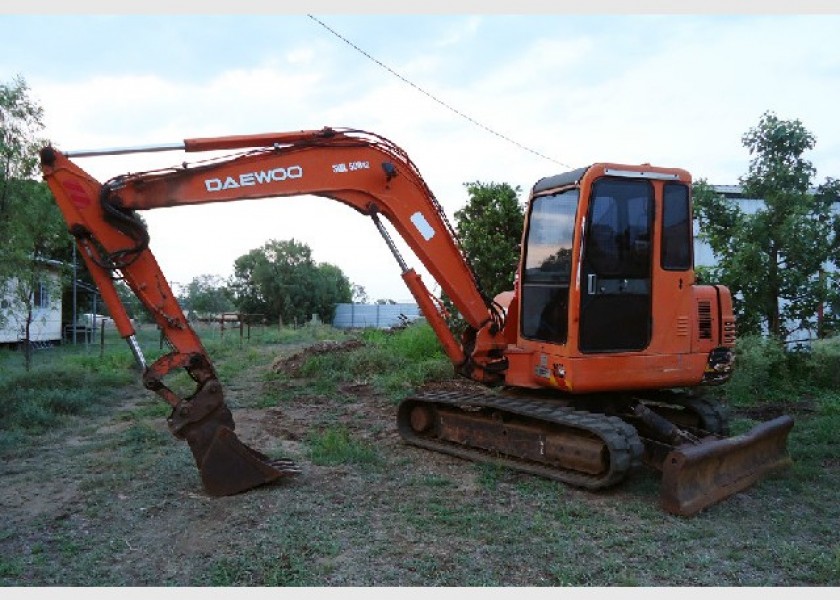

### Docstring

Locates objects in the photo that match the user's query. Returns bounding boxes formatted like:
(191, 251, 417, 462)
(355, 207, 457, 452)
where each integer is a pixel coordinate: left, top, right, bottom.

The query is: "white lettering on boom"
(205, 166, 303, 192)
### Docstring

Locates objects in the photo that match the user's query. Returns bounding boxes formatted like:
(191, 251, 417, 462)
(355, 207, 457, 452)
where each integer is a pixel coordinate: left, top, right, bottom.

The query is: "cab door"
(579, 177, 653, 352)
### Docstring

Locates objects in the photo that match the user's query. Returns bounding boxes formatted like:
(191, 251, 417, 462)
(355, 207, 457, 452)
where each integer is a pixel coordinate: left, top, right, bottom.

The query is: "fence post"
(100, 319, 105, 358)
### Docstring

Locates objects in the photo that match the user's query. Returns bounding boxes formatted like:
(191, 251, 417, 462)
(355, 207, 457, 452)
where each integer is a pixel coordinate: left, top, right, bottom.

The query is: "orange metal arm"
(40, 147, 214, 407)
(102, 127, 496, 335)
(42, 127, 508, 384)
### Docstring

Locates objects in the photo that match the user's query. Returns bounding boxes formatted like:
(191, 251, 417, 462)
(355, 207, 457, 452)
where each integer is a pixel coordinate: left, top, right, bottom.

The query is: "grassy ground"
(0, 323, 838, 586)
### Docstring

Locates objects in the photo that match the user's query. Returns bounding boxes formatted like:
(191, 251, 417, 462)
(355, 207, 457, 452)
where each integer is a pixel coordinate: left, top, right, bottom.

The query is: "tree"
(312, 262, 352, 319)
(454, 181, 524, 300)
(230, 238, 351, 325)
(181, 274, 235, 318)
(693, 111, 840, 340)
(1, 76, 69, 369)
(1, 76, 43, 211)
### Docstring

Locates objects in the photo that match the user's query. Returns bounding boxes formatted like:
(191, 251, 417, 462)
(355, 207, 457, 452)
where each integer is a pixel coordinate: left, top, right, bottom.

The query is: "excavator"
(39, 127, 793, 516)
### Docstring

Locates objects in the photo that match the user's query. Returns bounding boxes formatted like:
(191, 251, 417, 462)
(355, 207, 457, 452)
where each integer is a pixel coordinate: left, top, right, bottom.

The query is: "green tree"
(1, 76, 69, 369)
(312, 262, 352, 320)
(1, 76, 43, 211)
(693, 111, 840, 340)
(181, 274, 235, 318)
(230, 239, 351, 325)
(454, 181, 524, 300)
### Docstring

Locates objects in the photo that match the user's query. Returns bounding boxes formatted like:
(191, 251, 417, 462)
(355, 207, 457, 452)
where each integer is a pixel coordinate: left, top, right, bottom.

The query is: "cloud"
(17, 14, 840, 300)
(432, 15, 483, 48)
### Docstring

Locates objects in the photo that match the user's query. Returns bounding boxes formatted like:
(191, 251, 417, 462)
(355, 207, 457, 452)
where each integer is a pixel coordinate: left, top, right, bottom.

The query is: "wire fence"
(69, 318, 291, 351)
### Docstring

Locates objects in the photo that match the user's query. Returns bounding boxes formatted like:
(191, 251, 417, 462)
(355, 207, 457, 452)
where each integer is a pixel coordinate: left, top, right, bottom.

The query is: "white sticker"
(410, 211, 435, 241)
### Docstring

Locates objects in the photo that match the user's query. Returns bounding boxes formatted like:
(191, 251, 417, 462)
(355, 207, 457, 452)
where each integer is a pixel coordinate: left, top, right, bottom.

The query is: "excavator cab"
(490, 164, 793, 514)
(523, 171, 658, 352)
(503, 164, 732, 394)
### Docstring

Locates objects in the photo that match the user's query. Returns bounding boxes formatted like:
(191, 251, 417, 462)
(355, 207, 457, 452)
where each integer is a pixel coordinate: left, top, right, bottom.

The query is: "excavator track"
(397, 390, 644, 490)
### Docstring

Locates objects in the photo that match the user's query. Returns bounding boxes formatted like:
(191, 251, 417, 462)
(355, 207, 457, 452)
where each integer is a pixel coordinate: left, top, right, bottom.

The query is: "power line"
(307, 15, 571, 169)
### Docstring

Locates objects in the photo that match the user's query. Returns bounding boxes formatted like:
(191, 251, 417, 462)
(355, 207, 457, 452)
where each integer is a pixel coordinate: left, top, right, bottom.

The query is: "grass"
(0, 359, 135, 454)
(306, 425, 380, 466)
(203, 520, 341, 586)
(0, 324, 838, 586)
(295, 323, 453, 400)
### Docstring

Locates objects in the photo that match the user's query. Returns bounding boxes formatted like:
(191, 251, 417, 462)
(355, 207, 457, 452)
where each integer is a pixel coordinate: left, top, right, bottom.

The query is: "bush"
(805, 336, 840, 390)
(720, 334, 840, 405)
(296, 323, 453, 399)
(0, 364, 127, 435)
(724, 335, 793, 405)
(382, 322, 446, 362)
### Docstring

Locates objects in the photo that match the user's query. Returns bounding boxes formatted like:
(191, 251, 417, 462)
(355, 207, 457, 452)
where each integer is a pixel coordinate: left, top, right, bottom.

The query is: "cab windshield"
(520, 188, 579, 343)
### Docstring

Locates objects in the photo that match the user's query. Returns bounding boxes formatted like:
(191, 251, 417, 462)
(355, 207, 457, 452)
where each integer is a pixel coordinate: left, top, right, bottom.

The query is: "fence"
(54, 317, 282, 360)
(35, 304, 421, 359)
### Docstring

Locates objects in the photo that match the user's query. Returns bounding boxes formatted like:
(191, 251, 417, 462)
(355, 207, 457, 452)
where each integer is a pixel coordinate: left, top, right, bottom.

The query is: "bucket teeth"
(196, 426, 300, 497)
(266, 458, 303, 474)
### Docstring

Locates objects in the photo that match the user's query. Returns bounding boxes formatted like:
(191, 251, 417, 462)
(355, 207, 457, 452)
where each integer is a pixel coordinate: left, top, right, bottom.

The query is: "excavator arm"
(39, 127, 505, 496)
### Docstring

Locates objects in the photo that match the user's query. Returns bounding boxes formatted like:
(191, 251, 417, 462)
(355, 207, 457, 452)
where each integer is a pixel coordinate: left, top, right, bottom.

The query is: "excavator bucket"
(173, 391, 301, 497)
(660, 415, 794, 516)
(193, 426, 301, 497)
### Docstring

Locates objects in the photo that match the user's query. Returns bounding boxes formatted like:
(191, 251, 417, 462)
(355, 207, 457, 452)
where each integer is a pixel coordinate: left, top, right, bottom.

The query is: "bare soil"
(1, 339, 837, 586)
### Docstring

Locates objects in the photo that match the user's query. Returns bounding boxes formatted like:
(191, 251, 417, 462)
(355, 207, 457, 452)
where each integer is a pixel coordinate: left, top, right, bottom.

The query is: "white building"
(0, 264, 63, 345)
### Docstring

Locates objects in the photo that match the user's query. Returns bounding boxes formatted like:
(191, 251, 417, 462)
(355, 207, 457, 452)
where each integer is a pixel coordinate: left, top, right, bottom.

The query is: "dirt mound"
(417, 377, 486, 394)
(271, 339, 364, 376)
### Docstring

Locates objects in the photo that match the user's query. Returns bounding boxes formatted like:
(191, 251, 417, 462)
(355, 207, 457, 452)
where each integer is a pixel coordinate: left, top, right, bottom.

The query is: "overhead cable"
(307, 14, 571, 169)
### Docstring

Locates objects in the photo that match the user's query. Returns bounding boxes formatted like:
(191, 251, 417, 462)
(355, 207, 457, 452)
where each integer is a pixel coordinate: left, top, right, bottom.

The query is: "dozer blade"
(660, 415, 794, 516)
(194, 426, 301, 497)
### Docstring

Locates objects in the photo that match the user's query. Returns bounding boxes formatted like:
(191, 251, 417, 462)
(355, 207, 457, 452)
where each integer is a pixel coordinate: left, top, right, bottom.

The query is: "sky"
(2, 6, 839, 302)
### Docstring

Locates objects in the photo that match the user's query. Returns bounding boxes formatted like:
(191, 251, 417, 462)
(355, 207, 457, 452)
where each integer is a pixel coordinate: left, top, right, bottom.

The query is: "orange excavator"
(40, 127, 793, 515)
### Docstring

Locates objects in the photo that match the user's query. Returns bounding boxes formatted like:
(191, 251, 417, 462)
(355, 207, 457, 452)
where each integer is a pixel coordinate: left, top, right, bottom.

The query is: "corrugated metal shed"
(333, 303, 422, 329)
